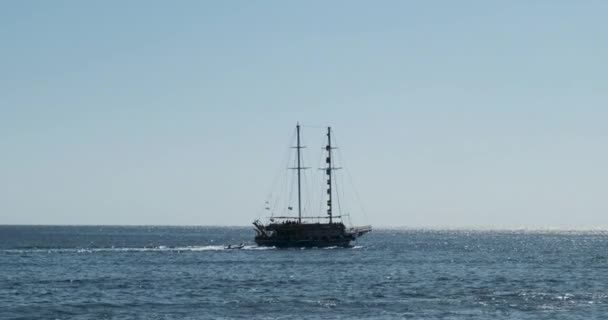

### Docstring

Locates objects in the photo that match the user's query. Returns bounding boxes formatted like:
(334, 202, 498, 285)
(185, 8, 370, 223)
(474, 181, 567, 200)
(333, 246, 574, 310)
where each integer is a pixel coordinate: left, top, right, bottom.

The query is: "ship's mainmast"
(325, 127, 334, 223)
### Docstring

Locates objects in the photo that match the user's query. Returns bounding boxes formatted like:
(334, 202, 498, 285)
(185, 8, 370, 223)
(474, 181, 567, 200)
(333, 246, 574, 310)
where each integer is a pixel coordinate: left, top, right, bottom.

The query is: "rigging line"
(272, 127, 298, 218)
(299, 128, 308, 219)
(302, 168, 308, 218)
(300, 124, 327, 129)
(332, 133, 344, 221)
(335, 169, 343, 218)
(274, 135, 293, 218)
(265, 129, 295, 199)
(302, 150, 311, 218)
(271, 158, 290, 218)
(333, 132, 370, 224)
(266, 129, 296, 216)
(286, 149, 297, 217)
(268, 160, 283, 217)
(306, 133, 315, 218)
(337, 165, 352, 226)
(312, 131, 323, 219)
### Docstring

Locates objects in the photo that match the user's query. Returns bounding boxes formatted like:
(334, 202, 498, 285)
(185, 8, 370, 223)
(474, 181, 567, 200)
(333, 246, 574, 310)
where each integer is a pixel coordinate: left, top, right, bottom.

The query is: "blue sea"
(1, 226, 608, 319)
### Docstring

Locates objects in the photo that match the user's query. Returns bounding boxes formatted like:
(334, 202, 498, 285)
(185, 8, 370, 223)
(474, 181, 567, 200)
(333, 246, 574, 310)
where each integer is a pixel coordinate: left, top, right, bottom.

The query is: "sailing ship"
(253, 124, 372, 248)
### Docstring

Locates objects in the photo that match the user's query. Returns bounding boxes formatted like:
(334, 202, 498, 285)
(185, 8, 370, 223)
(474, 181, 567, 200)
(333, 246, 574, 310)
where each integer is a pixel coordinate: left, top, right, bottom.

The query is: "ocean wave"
(1, 244, 368, 253)
(2, 245, 277, 254)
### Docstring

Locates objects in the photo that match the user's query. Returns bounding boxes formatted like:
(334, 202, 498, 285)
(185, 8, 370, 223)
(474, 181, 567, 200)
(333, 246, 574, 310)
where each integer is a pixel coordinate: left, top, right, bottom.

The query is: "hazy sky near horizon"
(1, 1, 607, 227)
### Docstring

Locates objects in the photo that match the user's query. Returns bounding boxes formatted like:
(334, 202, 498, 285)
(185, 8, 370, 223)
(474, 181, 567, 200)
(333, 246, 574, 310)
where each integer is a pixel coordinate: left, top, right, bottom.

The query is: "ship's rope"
(262, 128, 295, 221)
(332, 134, 344, 222)
(315, 135, 326, 223)
(286, 147, 297, 218)
(300, 124, 328, 129)
(333, 132, 370, 226)
(300, 132, 310, 219)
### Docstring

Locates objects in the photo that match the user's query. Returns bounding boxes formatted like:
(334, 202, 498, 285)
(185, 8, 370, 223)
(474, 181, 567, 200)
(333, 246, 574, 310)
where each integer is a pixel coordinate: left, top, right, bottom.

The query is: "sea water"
(1, 226, 608, 319)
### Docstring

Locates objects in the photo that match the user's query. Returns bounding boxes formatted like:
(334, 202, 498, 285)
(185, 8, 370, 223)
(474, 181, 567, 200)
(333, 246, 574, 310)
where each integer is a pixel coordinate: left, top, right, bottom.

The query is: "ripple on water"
(2, 227, 608, 319)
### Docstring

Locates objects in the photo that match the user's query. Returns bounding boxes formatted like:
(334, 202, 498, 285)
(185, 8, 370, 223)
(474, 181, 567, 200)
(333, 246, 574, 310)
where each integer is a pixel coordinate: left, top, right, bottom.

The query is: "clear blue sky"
(1, 1, 607, 227)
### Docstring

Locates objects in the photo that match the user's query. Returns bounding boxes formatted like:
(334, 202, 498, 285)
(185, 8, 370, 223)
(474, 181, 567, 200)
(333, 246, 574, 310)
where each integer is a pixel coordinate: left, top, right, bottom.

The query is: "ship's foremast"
(290, 123, 309, 224)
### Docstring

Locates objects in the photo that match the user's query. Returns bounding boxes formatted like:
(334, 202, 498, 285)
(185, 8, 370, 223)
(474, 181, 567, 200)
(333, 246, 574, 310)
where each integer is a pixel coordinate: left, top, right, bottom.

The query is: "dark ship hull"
(253, 221, 371, 248)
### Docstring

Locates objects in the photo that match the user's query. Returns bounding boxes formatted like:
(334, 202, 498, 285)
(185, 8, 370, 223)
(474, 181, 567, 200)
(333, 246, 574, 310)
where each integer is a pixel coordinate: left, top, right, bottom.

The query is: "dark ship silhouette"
(253, 124, 371, 248)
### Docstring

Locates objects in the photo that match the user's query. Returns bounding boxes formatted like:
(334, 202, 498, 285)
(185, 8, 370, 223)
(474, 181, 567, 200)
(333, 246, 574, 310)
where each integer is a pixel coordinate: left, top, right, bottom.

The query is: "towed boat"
(225, 243, 245, 250)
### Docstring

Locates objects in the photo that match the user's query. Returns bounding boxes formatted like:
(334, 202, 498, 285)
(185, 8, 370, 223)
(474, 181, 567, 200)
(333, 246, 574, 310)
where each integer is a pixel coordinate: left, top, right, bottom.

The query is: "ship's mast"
(289, 123, 308, 223)
(326, 127, 333, 223)
(296, 123, 302, 224)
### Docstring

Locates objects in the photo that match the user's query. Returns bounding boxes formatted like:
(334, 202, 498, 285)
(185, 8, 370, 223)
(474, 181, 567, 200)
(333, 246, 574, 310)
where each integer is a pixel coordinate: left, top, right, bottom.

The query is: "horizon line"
(3, 223, 608, 232)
